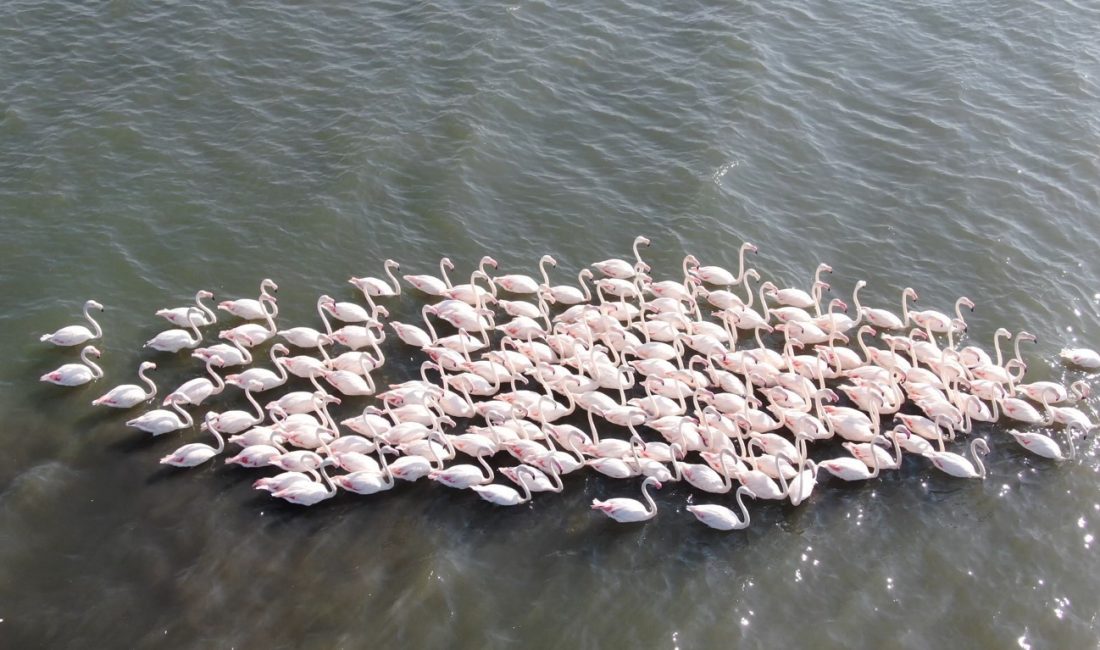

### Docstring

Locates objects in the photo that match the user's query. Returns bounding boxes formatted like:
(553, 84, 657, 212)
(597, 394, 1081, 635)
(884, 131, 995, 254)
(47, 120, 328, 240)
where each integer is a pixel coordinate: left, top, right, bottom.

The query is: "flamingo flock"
(37, 237, 1099, 529)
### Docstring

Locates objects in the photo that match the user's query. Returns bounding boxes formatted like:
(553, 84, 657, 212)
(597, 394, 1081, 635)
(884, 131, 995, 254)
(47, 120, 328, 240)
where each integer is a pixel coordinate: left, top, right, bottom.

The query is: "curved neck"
(385, 261, 401, 295)
(421, 306, 439, 341)
(1013, 335, 1025, 366)
(640, 479, 658, 517)
(901, 289, 912, 324)
(232, 337, 253, 364)
(133, 364, 156, 396)
(735, 487, 752, 527)
(172, 401, 193, 427)
(261, 297, 277, 333)
(476, 452, 494, 483)
(203, 359, 224, 392)
(518, 474, 534, 502)
(742, 273, 756, 309)
(668, 443, 683, 481)
(439, 258, 453, 289)
(718, 451, 735, 492)
(993, 332, 1007, 367)
(315, 398, 337, 430)
(195, 292, 216, 324)
(539, 257, 553, 288)
(851, 284, 864, 320)
(857, 327, 873, 364)
(244, 389, 263, 421)
(83, 348, 104, 378)
(377, 444, 394, 486)
(317, 297, 333, 336)
(210, 426, 226, 454)
(1064, 427, 1078, 460)
(736, 244, 751, 284)
(577, 270, 592, 302)
(270, 348, 289, 382)
(970, 439, 986, 478)
(84, 303, 103, 338)
(185, 310, 203, 341)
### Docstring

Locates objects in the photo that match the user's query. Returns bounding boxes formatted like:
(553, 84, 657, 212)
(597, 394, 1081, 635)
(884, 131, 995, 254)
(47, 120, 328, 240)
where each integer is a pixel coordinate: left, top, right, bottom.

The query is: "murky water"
(2, 0, 1100, 647)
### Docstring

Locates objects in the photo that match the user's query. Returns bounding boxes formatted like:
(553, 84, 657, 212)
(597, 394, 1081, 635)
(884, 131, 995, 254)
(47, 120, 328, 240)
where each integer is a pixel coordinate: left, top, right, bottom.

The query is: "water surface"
(2, 0, 1099, 647)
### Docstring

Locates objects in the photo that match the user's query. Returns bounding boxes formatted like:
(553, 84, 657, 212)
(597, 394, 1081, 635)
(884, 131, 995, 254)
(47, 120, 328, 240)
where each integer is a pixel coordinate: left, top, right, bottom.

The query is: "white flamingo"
(92, 361, 158, 407)
(40, 300, 104, 346)
(41, 345, 103, 386)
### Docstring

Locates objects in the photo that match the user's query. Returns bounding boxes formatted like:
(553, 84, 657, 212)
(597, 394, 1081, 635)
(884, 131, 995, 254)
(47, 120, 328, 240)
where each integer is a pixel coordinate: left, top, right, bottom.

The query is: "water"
(2, 0, 1099, 647)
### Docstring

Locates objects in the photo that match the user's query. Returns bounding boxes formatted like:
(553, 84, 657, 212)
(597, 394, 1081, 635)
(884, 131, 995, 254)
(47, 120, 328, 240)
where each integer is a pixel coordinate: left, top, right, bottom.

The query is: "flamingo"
(493, 255, 557, 294)
(403, 257, 455, 296)
(278, 296, 335, 348)
(156, 290, 216, 327)
(253, 471, 318, 493)
(686, 486, 757, 531)
(146, 308, 204, 352)
(819, 427, 885, 482)
(219, 299, 278, 348)
(1060, 347, 1100, 369)
(851, 282, 917, 331)
(41, 345, 103, 386)
(349, 259, 402, 299)
(592, 236, 651, 279)
(225, 344, 289, 392)
(204, 383, 264, 434)
(160, 413, 226, 467)
(40, 300, 104, 346)
(910, 296, 974, 333)
(217, 278, 278, 320)
(1007, 426, 1078, 461)
(126, 399, 193, 436)
(428, 450, 494, 489)
(333, 448, 396, 496)
(543, 268, 595, 305)
(1015, 380, 1089, 405)
(92, 361, 158, 407)
(925, 438, 990, 479)
(591, 476, 662, 523)
(193, 337, 252, 367)
(161, 357, 225, 406)
(471, 467, 540, 506)
(272, 465, 338, 506)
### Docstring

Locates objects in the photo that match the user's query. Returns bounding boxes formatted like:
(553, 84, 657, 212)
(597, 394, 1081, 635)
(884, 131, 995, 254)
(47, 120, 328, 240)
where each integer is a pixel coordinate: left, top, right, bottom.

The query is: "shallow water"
(2, 0, 1100, 647)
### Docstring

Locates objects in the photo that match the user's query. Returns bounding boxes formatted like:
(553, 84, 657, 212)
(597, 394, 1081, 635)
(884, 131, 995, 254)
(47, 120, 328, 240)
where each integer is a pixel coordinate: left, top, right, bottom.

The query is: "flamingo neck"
(735, 487, 752, 527)
(736, 244, 750, 284)
(970, 439, 986, 479)
(640, 479, 658, 517)
(172, 401, 193, 427)
(84, 349, 104, 379)
(385, 262, 401, 295)
(139, 365, 157, 395)
(204, 360, 223, 392)
(439, 259, 453, 289)
(84, 303, 103, 338)
(196, 292, 216, 324)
